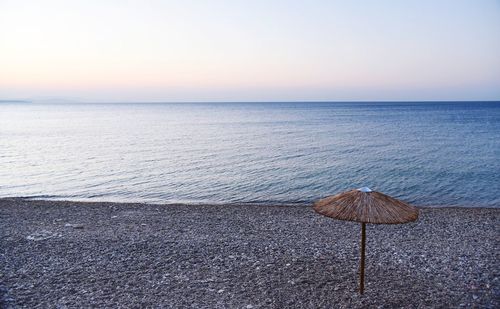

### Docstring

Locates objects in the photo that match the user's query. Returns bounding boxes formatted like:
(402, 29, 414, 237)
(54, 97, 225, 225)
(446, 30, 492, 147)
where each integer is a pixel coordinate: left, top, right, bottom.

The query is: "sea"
(0, 101, 499, 207)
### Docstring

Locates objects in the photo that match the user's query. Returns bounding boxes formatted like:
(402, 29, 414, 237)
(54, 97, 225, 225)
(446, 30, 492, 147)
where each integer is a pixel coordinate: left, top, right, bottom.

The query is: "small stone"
(26, 230, 57, 241)
(246, 305, 254, 309)
(472, 295, 478, 300)
(111, 215, 118, 218)
(65, 223, 84, 229)
(217, 289, 224, 294)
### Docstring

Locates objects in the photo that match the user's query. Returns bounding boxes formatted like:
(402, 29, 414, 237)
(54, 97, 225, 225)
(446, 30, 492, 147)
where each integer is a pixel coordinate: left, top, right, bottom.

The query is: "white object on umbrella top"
(357, 187, 372, 193)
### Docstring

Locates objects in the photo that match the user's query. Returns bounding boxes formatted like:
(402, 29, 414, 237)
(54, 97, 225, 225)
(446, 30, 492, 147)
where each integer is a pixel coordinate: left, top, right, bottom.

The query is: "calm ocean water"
(0, 102, 499, 207)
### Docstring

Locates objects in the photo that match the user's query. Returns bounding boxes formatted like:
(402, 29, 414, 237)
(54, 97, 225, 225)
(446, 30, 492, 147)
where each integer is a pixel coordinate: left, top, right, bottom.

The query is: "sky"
(1, 0, 499, 102)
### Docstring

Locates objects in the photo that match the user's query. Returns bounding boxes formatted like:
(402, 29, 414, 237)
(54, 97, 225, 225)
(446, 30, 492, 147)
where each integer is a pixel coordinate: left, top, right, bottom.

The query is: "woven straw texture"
(313, 189, 419, 224)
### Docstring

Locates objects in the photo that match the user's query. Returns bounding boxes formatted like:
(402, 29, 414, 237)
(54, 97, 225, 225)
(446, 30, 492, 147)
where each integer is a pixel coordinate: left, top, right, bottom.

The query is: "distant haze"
(1, 0, 499, 102)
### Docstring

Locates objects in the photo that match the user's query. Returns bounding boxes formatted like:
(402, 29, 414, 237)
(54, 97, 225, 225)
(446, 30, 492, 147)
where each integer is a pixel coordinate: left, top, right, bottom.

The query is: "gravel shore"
(1, 198, 498, 308)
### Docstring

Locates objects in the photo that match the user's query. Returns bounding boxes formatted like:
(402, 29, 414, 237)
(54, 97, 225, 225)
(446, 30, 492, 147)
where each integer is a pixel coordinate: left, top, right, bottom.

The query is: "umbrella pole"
(359, 222, 366, 294)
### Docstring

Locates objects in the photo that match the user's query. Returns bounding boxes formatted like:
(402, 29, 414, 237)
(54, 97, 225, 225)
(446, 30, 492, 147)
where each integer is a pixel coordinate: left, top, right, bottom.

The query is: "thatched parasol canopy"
(313, 187, 419, 294)
(313, 187, 418, 224)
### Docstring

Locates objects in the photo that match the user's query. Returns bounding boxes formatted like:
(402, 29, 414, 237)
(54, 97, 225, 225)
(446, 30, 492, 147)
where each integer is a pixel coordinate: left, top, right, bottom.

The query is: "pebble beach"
(0, 198, 498, 308)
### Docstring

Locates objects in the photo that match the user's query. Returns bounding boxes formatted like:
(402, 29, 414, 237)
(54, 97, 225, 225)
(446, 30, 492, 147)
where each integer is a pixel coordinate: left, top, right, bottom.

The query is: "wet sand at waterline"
(1, 198, 498, 308)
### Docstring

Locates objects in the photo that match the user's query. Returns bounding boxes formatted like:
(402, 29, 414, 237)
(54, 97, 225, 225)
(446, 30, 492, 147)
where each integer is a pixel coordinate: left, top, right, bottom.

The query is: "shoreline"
(2, 196, 498, 210)
(1, 198, 498, 308)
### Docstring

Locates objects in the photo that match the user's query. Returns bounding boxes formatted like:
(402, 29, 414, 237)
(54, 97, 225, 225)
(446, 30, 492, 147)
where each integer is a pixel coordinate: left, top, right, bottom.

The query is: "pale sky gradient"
(1, 0, 499, 102)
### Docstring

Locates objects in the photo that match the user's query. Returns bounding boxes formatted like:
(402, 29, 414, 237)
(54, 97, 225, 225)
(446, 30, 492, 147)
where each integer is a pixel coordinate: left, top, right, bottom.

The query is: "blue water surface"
(0, 101, 499, 207)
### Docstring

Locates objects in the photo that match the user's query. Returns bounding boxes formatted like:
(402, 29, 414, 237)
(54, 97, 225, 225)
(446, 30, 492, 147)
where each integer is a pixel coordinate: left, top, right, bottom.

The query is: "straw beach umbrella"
(313, 187, 419, 294)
